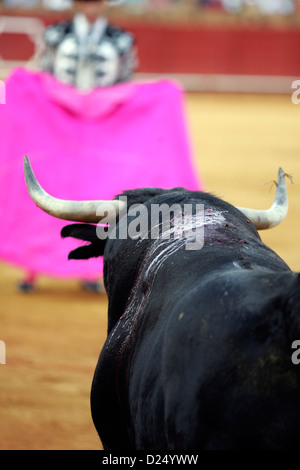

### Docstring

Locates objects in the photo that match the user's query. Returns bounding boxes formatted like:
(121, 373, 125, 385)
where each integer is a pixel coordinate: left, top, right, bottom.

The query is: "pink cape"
(0, 68, 203, 279)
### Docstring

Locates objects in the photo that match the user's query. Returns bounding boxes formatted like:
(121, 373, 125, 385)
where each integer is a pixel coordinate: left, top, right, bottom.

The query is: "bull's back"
(93, 252, 300, 449)
(157, 269, 300, 449)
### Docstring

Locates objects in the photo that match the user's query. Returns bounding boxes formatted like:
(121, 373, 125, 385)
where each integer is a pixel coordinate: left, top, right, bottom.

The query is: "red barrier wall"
(1, 10, 300, 77)
(124, 24, 300, 76)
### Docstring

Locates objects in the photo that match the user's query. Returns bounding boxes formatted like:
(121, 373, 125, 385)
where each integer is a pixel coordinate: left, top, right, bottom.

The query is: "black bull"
(24, 160, 300, 450)
(62, 189, 300, 450)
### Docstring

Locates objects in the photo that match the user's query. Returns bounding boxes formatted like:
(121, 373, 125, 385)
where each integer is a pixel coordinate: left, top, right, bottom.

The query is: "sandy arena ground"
(0, 92, 299, 450)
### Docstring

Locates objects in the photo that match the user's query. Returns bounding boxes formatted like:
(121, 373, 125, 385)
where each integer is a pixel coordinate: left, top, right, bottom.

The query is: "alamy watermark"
(0, 80, 6, 105)
(95, 197, 210, 251)
(0, 340, 6, 365)
(291, 80, 300, 105)
(291, 340, 300, 365)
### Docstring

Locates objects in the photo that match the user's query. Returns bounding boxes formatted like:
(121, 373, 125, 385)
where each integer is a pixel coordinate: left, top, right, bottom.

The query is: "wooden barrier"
(0, 8, 299, 92)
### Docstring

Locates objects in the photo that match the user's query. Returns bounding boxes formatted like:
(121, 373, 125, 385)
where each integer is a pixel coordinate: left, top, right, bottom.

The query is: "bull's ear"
(61, 224, 106, 260)
(67, 244, 104, 260)
(61, 224, 99, 242)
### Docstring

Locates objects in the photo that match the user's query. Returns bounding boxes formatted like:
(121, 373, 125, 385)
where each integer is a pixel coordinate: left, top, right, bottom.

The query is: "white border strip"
(136, 73, 298, 94)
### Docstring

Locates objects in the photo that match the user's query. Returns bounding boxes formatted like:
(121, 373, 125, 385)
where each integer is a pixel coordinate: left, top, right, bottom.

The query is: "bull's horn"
(24, 156, 125, 223)
(236, 167, 289, 230)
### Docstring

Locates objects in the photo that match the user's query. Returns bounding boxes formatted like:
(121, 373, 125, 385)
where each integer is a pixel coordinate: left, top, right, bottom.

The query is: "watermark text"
(0, 340, 6, 365)
(0, 81, 5, 105)
(96, 197, 208, 251)
(291, 340, 300, 365)
(291, 80, 300, 105)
